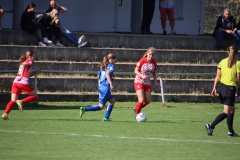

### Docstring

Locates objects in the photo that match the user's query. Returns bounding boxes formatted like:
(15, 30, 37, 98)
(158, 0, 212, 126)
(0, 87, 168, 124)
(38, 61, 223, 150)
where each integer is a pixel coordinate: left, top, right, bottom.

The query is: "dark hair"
(25, 3, 36, 10)
(99, 53, 116, 70)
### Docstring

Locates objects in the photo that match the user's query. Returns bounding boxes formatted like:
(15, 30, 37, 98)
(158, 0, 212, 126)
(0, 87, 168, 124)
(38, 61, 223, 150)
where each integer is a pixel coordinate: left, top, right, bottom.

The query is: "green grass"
(0, 101, 240, 160)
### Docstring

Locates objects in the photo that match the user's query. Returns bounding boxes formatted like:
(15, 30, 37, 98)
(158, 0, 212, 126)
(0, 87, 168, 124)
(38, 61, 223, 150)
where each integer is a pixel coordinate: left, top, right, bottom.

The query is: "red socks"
(142, 102, 147, 108)
(22, 96, 37, 103)
(135, 102, 148, 115)
(4, 96, 37, 114)
(4, 100, 16, 114)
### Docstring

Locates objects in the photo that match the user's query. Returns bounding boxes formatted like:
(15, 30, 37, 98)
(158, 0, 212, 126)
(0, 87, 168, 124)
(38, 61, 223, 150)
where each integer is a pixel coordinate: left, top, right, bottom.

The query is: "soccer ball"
(136, 113, 147, 122)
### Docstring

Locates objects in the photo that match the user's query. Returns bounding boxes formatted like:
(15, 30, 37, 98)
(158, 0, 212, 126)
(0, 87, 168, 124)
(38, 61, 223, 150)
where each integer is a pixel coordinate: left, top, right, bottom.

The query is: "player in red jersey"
(2, 51, 42, 120)
(133, 47, 160, 116)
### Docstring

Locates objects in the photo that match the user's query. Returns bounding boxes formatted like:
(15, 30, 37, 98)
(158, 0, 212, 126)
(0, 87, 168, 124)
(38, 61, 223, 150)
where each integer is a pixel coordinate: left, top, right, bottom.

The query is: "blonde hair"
(142, 47, 156, 58)
(48, 9, 58, 18)
(227, 45, 238, 68)
(19, 51, 34, 64)
(99, 53, 116, 70)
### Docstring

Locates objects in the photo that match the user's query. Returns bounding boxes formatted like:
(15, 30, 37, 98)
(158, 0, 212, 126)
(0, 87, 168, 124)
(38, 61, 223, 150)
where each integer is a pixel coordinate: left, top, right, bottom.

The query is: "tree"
(204, 0, 240, 34)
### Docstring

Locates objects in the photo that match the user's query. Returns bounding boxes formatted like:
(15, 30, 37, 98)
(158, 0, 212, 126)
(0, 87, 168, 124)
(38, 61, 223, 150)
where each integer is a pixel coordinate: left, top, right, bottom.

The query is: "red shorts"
(134, 83, 151, 92)
(160, 7, 175, 20)
(11, 83, 34, 95)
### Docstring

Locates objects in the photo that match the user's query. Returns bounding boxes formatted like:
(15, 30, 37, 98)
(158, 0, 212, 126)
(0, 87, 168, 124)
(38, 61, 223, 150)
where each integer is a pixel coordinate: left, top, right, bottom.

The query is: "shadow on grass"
(0, 102, 80, 110)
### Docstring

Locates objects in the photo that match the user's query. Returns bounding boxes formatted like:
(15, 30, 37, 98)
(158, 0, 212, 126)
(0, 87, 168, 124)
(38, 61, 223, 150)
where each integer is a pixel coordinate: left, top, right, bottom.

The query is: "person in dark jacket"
(213, 8, 240, 50)
(46, 0, 87, 48)
(39, 9, 63, 47)
(20, 3, 53, 46)
(141, 0, 155, 34)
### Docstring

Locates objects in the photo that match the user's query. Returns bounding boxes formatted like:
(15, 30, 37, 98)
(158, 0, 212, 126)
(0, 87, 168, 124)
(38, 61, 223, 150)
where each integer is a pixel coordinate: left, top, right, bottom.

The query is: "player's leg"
(2, 83, 21, 120)
(143, 91, 151, 108)
(226, 106, 238, 136)
(16, 85, 38, 111)
(134, 83, 145, 115)
(2, 93, 19, 120)
(141, 85, 152, 108)
(211, 104, 229, 127)
(79, 103, 104, 119)
(205, 84, 231, 136)
(79, 88, 107, 119)
(225, 91, 238, 136)
(135, 90, 145, 115)
(205, 106, 228, 136)
(103, 97, 115, 121)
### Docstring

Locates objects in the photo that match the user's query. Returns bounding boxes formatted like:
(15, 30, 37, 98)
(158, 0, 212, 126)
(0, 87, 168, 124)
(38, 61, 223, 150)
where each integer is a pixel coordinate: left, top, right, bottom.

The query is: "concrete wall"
(1, 0, 205, 35)
(150, 0, 205, 35)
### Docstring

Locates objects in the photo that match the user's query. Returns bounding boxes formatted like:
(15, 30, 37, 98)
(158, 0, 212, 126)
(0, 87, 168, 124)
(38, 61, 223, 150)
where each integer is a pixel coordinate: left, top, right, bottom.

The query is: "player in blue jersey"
(79, 53, 117, 121)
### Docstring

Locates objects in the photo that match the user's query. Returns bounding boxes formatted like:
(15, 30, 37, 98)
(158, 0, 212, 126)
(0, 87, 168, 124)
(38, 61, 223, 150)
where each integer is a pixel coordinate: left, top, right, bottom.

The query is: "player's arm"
(236, 62, 240, 96)
(106, 71, 114, 91)
(134, 66, 146, 80)
(212, 68, 221, 96)
(152, 71, 160, 90)
(30, 67, 42, 77)
(237, 72, 240, 96)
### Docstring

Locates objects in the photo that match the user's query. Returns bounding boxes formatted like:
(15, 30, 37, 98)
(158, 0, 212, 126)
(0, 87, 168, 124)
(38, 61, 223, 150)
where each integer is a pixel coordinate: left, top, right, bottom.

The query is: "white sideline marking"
(0, 129, 240, 145)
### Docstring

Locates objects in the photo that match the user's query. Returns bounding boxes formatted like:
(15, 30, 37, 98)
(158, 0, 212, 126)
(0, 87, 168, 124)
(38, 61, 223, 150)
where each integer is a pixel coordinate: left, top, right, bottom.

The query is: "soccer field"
(0, 102, 239, 160)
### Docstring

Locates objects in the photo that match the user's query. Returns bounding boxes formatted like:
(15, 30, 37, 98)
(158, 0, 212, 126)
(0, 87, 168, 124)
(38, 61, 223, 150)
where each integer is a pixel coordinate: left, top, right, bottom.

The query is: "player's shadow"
(0, 102, 80, 110)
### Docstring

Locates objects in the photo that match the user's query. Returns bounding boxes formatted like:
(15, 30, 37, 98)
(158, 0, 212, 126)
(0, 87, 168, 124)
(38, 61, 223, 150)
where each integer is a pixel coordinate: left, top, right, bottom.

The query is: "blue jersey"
(99, 63, 114, 87)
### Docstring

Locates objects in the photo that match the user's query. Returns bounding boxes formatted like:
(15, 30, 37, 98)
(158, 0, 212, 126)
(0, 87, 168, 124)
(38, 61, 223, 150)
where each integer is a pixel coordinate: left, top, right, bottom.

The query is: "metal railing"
(0, 70, 216, 103)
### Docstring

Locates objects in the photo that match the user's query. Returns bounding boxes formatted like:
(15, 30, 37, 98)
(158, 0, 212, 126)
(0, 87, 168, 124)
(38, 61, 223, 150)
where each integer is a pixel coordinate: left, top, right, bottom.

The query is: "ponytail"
(227, 45, 238, 68)
(99, 56, 109, 70)
(99, 53, 116, 70)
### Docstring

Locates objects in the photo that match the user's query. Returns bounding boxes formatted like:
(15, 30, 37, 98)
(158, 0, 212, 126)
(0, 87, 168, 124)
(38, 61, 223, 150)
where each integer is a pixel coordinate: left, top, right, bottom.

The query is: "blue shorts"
(98, 87, 113, 105)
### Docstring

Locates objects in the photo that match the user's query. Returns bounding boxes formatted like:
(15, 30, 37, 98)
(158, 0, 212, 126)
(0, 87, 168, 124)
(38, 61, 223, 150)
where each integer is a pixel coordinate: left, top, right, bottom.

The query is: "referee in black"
(141, 0, 155, 34)
(205, 45, 240, 137)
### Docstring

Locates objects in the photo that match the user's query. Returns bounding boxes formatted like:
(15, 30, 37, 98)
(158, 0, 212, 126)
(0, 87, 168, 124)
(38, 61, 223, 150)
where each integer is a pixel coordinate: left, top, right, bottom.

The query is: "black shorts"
(218, 82, 236, 106)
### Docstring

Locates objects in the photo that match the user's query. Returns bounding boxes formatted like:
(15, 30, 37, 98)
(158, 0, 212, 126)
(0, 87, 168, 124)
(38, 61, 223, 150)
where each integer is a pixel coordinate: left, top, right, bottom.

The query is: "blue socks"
(104, 104, 114, 119)
(84, 104, 114, 119)
(85, 105, 101, 111)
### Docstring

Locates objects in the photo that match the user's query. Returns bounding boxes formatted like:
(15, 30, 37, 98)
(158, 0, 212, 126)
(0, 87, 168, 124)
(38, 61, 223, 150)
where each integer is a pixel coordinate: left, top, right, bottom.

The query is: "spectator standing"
(159, 0, 176, 35)
(141, 0, 155, 34)
(205, 45, 240, 137)
(2, 51, 42, 120)
(79, 54, 117, 121)
(213, 9, 240, 50)
(46, 0, 87, 48)
(20, 3, 53, 46)
(133, 47, 160, 117)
